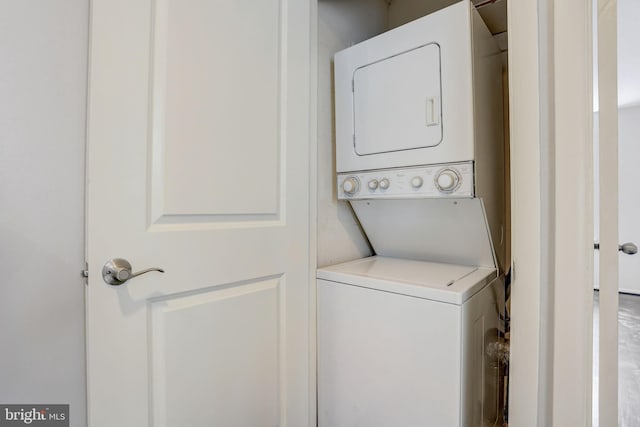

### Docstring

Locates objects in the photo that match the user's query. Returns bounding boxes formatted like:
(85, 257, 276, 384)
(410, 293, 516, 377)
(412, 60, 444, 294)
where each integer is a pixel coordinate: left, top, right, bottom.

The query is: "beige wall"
(317, 0, 389, 267)
(388, 0, 458, 28)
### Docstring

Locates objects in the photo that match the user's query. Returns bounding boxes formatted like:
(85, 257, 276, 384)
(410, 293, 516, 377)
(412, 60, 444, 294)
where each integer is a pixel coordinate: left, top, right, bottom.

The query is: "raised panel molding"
(147, 0, 284, 228)
(149, 276, 284, 426)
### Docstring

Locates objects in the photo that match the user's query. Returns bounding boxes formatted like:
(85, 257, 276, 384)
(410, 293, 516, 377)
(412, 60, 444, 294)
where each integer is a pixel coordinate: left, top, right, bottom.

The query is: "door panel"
(152, 0, 281, 218)
(150, 278, 280, 427)
(86, 0, 311, 425)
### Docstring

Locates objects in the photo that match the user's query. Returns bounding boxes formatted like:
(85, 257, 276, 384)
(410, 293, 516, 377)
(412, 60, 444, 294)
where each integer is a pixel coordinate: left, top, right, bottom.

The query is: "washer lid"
(317, 256, 496, 305)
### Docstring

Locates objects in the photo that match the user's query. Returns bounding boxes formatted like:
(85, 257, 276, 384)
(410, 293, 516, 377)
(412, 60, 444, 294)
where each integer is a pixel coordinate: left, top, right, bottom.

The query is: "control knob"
(342, 177, 360, 195)
(435, 169, 460, 193)
(368, 179, 379, 190)
(410, 176, 424, 188)
(379, 178, 390, 190)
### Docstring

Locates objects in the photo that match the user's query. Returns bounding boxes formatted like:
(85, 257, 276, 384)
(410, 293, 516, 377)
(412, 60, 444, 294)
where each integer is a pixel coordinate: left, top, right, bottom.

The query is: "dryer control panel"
(337, 162, 473, 199)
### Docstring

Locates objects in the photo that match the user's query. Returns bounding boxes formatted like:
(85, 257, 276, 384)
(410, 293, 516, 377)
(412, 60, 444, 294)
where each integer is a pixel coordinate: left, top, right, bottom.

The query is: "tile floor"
(593, 291, 640, 427)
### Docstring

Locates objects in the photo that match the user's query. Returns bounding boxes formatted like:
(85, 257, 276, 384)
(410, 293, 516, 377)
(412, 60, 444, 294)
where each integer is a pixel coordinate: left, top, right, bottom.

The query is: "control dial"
(410, 176, 424, 188)
(342, 177, 360, 195)
(379, 178, 390, 190)
(435, 168, 461, 193)
(368, 179, 379, 190)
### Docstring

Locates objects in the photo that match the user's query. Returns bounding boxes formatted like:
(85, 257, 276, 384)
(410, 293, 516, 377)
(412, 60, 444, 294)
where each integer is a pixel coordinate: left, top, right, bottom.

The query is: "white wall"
(0, 2, 88, 426)
(317, 0, 388, 267)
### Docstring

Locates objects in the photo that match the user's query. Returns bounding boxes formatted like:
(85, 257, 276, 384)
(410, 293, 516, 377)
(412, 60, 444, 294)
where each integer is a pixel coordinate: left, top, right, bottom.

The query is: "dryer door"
(353, 43, 442, 156)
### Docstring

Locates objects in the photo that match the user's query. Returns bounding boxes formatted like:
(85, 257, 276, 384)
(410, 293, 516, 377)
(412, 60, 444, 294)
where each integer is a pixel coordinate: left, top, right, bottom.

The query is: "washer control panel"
(337, 162, 474, 199)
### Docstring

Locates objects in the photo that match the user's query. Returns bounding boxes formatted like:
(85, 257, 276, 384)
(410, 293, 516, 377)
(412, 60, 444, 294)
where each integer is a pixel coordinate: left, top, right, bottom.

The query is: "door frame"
(508, 0, 594, 425)
(308, 1, 318, 426)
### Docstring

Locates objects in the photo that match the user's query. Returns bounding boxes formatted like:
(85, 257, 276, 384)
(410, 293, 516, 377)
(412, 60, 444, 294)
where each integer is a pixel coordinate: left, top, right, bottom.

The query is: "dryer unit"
(334, 0, 503, 178)
(333, 0, 506, 270)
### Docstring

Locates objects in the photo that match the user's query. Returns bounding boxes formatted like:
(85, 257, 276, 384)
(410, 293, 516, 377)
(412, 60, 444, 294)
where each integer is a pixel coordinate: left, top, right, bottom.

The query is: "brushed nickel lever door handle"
(102, 258, 164, 286)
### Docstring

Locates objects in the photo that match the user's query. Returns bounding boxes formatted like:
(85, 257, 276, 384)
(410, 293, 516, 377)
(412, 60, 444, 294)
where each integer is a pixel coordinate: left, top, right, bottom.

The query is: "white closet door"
(85, 1, 313, 426)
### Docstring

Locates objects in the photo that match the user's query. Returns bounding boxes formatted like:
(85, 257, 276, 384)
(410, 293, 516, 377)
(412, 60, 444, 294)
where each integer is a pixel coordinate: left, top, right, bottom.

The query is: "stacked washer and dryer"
(317, 2, 507, 426)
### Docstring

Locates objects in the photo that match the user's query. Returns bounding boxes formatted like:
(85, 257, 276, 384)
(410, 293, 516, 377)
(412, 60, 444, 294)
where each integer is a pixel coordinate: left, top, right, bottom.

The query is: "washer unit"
(317, 256, 501, 427)
(317, 197, 502, 427)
